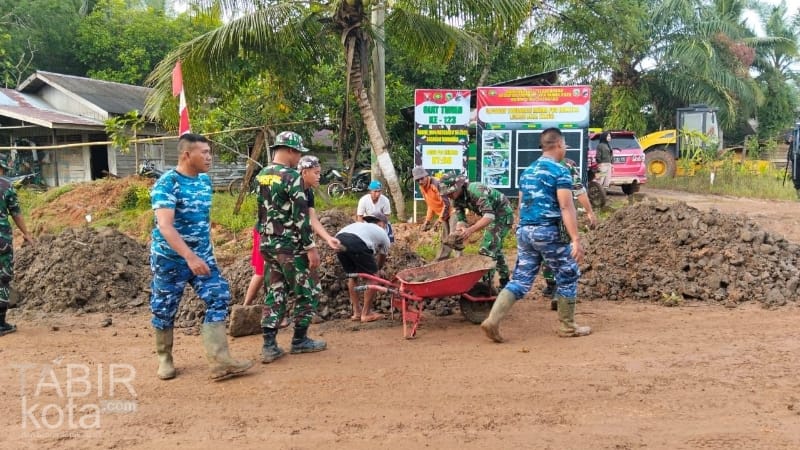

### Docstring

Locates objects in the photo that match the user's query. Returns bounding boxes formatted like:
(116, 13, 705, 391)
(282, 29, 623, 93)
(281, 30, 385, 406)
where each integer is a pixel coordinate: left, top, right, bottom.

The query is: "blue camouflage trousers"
(505, 224, 580, 301)
(261, 252, 319, 329)
(149, 254, 230, 329)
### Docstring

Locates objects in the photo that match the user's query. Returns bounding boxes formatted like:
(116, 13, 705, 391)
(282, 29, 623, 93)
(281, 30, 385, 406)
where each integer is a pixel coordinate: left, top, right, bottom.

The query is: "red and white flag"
(172, 60, 191, 135)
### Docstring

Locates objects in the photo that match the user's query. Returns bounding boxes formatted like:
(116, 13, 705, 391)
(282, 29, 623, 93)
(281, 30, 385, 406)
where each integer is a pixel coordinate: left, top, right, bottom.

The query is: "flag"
(172, 60, 191, 136)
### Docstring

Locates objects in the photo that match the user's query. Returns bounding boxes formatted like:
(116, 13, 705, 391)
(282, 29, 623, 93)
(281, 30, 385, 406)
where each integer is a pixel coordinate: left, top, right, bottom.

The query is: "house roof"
(0, 88, 105, 129)
(18, 71, 152, 115)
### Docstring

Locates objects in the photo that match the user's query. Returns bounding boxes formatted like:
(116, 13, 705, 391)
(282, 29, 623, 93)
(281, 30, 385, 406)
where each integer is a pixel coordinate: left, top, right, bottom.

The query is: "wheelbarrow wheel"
(459, 282, 494, 324)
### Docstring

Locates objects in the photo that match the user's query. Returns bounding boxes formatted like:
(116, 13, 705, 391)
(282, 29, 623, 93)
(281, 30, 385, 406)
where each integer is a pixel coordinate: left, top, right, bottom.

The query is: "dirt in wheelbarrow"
(3, 189, 800, 448)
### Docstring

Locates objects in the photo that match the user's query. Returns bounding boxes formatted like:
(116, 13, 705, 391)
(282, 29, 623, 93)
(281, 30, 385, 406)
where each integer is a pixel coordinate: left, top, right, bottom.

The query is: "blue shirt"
(150, 169, 214, 260)
(518, 156, 573, 226)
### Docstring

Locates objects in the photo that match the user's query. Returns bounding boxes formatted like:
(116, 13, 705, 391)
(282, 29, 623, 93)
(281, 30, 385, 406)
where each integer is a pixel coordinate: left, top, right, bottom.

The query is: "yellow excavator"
(639, 105, 722, 177)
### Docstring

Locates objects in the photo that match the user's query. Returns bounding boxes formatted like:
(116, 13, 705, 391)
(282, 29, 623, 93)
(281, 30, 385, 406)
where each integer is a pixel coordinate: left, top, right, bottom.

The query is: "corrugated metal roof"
(0, 88, 105, 128)
(18, 71, 152, 115)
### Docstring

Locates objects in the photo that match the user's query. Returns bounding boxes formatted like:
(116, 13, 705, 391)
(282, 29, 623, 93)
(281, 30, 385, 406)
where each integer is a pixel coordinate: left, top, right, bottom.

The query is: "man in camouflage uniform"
(257, 131, 326, 364)
(0, 154, 33, 336)
(481, 127, 590, 343)
(540, 158, 596, 310)
(440, 175, 514, 288)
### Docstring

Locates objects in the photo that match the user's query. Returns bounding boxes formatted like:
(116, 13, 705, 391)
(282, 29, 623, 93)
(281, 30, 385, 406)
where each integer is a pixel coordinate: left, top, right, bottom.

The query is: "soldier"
(0, 154, 34, 336)
(257, 131, 326, 364)
(412, 166, 460, 261)
(481, 127, 589, 343)
(540, 158, 597, 310)
(440, 175, 514, 289)
(149, 133, 253, 380)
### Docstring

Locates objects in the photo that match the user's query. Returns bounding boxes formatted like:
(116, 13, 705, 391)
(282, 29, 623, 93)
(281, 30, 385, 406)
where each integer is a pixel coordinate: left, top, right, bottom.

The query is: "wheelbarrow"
(350, 255, 497, 338)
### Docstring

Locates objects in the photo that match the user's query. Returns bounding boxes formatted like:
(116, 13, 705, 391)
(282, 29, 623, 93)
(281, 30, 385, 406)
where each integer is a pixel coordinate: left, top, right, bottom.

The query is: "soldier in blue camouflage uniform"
(440, 176, 514, 289)
(0, 154, 34, 336)
(257, 131, 326, 364)
(150, 133, 253, 380)
(541, 158, 596, 310)
(481, 127, 590, 343)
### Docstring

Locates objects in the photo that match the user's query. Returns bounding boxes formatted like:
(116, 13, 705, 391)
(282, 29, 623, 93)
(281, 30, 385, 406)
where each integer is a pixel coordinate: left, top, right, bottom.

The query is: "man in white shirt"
(336, 212, 391, 322)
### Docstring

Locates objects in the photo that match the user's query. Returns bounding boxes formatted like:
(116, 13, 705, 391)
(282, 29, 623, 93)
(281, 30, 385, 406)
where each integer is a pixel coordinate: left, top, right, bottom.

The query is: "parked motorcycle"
(326, 166, 372, 198)
(8, 171, 43, 189)
(138, 159, 164, 179)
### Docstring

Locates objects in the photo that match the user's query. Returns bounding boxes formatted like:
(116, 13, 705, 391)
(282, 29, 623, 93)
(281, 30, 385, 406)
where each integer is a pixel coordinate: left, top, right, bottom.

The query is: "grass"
(646, 162, 797, 200)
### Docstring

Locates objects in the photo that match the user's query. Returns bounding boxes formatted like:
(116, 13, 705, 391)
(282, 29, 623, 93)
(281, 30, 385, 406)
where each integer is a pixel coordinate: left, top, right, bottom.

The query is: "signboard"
(476, 86, 591, 196)
(413, 89, 471, 198)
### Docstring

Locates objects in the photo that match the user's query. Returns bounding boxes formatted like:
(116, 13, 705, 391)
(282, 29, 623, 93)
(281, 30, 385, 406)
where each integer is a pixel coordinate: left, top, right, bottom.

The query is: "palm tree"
(145, 0, 534, 220)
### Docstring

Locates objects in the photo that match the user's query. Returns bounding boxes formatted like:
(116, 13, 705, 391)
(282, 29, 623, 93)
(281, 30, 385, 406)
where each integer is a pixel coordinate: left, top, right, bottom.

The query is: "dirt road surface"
(3, 188, 800, 449)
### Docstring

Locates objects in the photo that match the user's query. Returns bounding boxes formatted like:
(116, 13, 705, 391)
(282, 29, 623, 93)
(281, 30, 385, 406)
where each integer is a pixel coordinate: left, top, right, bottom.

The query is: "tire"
(621, 182, 639, 196)
(459, 282, 494, 324)
(228, 177, 244, 195)
(588, 180, 607, 208)
(645, 149, 677, 178)
(327, 181, 346, 198)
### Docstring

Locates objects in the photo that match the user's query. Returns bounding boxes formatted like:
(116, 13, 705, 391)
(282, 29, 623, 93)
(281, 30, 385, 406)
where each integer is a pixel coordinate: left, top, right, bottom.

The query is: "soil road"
(2, 187, 800, 449)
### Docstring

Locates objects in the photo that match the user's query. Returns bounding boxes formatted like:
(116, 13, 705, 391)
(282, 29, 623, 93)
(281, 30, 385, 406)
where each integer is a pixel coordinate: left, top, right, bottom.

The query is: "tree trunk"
(350, 46, 406, 220)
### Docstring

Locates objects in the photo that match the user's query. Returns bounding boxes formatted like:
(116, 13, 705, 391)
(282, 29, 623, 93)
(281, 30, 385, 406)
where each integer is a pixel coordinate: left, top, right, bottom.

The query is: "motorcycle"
(138, 159, 164, 179)
(8, 171, 43, 189)
(326, 166, 372, 198)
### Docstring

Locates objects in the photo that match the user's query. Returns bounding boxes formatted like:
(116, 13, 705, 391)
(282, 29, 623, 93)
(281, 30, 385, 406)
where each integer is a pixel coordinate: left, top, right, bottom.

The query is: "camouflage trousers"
(149, 254, 230, 329)
(0, 249, 12, 305)
(479, 215, 512, 284)
(261, 252, 319, 329)
(506, 225, 580, 301)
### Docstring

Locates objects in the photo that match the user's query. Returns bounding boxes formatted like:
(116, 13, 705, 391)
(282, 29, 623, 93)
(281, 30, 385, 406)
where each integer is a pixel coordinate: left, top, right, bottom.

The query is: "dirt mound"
(14, 227, 151, 314)
(580, 199, 800, 306)
(28, 177, 154, 235)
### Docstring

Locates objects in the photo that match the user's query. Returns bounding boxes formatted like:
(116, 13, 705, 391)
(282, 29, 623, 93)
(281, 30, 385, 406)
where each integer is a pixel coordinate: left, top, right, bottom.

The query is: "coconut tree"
(145, 0, 535, 220)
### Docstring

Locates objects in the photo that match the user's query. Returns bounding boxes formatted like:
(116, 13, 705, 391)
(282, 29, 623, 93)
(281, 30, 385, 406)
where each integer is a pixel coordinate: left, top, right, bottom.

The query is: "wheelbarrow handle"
(355, 284, 397, 295)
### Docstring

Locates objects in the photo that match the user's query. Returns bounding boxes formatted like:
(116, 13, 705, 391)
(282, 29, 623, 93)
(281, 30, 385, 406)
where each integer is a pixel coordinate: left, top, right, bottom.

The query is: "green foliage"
(119, 184, 151, 210)
(105, 110, 146, 153)
(74, 0, 214, 85)
(647, 164, 797, 201)
(604, 86, 647, 134)
(41, 185, 74, 203)
(209, 192, 258, 234)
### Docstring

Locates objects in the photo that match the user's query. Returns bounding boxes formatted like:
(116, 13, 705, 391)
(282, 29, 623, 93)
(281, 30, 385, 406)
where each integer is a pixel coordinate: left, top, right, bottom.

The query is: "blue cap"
(368, 180, 382, 191)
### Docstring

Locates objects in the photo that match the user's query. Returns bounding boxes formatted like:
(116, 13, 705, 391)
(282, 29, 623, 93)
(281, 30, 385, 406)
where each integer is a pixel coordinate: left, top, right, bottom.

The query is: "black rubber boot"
(0, 304, 16, 336)
(290, 327, 327, 354)
(261, 327, 285, 363)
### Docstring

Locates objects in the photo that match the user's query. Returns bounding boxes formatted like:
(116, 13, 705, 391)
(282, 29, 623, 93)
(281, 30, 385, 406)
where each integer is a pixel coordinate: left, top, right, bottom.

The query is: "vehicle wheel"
(228, 177, 244, 195)
(587, 181, 607, 208)
(459, 282, 494, 324)
(645, 150, 677, 178)
(327, 181, 346, 198)
(621, 182, 639, 195)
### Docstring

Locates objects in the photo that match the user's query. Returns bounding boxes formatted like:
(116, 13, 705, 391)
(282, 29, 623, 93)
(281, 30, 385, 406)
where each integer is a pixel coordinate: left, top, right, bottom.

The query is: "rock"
(228, 305, 263, 337)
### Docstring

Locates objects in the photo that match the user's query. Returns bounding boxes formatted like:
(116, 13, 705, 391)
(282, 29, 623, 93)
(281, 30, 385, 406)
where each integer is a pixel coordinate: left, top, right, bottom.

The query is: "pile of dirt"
(580, 199, 800, 306)
(14, 227, 151, 314)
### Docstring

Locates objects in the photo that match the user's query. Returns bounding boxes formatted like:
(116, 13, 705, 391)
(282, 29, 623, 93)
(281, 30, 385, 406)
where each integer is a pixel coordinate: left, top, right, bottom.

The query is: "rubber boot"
(261, 327, 286, 363)
(154, 328, 176, 380)
(480, 289, 516, 343)
(542, 280, 558, 311)
(201, 322, 253, 380)
(556, 296, 591, 337)
(290, 326, 327, 354)
(0, 303, 16, 336)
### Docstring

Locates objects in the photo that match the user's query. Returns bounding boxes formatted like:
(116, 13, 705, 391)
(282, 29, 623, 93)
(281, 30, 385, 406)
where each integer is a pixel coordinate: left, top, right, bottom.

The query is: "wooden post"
(234, 129, 266, 214)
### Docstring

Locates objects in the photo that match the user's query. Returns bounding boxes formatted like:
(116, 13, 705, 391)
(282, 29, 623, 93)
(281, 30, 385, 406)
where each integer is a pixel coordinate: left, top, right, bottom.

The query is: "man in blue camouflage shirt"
(150, 133, 253, 380)
(481, 127, 591, 343)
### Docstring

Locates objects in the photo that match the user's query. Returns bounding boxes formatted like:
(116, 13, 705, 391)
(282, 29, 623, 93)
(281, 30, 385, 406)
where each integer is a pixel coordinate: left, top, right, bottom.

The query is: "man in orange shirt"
(412, 166, 461, 261)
